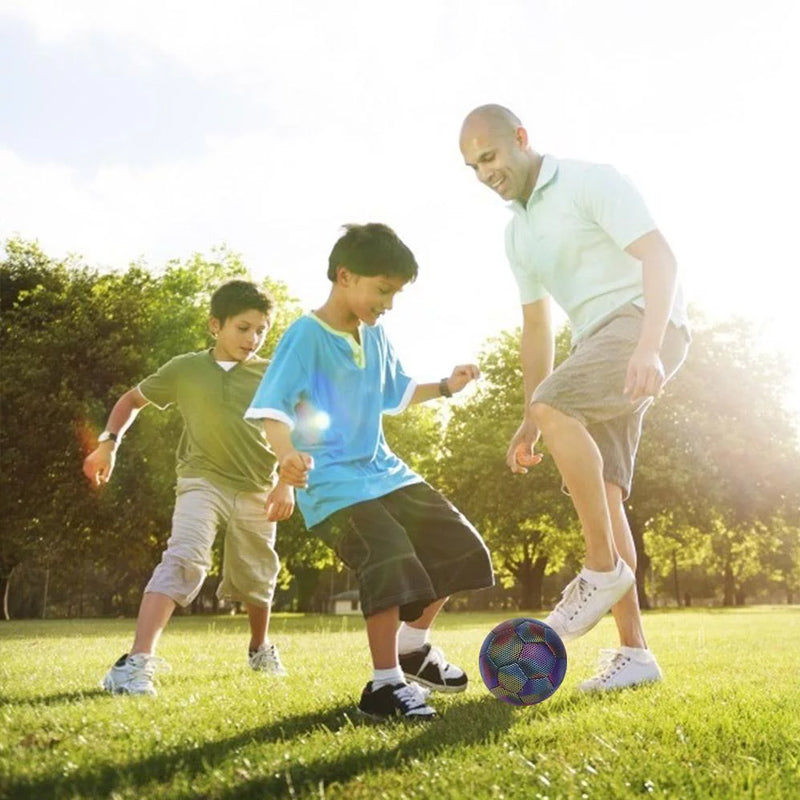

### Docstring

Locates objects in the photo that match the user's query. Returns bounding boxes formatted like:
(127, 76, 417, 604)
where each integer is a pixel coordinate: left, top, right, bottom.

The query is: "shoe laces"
(127, 654, 171, 682)
(591, 649, 630, 682)
(250, 643, 285, 672)
(423, 645, 461, 678)
(551, 575, 592, 620)
(393, 682, 431, 710)
(424, 645, 446, 669)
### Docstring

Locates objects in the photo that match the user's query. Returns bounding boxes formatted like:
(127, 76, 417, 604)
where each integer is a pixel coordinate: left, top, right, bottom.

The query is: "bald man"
(460, 104, 690, 692)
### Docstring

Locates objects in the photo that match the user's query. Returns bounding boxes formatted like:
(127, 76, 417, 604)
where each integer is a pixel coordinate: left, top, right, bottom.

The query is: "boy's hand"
(446, 364, 481, 395)
(265, 481, 295, 521)
(505, 417, 543, 474)
(278, 450, 314, 488)
(83, 444, 116, 486)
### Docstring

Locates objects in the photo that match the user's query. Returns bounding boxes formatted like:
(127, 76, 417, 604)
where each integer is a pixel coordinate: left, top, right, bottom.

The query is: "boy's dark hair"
(327, 223, 419, 283)
(210, 279, 275, 324)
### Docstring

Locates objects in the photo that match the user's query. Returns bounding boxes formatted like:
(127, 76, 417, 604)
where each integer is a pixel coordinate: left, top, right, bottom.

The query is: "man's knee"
(530, 402, 563, 431)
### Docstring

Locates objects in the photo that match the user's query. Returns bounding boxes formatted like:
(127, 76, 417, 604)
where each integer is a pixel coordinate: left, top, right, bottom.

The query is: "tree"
(0, 239, 299, 618)
(633, 313, 800, 606)
(435, 329, 582, 610)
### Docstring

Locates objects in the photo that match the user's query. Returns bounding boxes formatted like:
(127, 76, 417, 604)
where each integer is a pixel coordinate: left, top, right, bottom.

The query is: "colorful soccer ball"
(479, 617, 567, 705)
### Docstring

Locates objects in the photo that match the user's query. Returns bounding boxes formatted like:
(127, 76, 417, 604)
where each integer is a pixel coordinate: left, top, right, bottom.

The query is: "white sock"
(372, 666, 404, 689)
(619, 646, 653, 662)
(397, 623, 430, 654)
(581, 560, 623, 586)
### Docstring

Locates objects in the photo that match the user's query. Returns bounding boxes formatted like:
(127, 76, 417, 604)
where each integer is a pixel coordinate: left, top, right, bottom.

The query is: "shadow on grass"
(212, 696, 520, 800)
(0, 688, 107, 708)
(4, 695, 518, 800)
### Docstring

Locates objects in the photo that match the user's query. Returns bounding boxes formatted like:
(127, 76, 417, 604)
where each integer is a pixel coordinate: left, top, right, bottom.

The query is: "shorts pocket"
(336, 524, 371, 572)
(313, 514, 371, 572)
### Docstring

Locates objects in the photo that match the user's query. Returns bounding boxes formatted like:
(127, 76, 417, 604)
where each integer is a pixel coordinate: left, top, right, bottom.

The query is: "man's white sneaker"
(544, 559, 635, 642)
(101, 653, 170, 696)
(578, 647, 663, 692)
(248, 643, 287, 676)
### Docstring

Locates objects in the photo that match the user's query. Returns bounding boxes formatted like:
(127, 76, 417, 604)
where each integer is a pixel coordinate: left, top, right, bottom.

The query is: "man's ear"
(209, 316, 221, 337)
(515, 126, 529, 148)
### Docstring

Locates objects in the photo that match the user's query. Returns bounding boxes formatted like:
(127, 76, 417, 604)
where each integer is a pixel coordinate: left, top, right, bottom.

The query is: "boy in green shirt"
(83, 279, 291, 695)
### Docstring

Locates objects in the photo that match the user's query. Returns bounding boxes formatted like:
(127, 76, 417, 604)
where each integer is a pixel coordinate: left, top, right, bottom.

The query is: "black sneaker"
(399, 644, 468, 693)
(357, 681, 437, 721)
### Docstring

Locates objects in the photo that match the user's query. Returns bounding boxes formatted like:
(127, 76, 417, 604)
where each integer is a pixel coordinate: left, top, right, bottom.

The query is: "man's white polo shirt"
(505, 154, 688, 344)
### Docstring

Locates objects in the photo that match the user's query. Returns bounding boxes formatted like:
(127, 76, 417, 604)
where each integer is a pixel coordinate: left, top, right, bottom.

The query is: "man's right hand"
(505, 417, 543, 474)
(83, 444, 116, 486)
(278, 450, 314, 488)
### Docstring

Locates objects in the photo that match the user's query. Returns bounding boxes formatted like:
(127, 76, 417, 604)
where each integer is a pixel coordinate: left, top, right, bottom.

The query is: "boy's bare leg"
(606, 482, 647, 649)
(530, 403, 617, 571)
(407, 597, 448, 630)
(130, 591, 176, 655)
(245, 603, 269, 652)
(366, 605, 400, 669)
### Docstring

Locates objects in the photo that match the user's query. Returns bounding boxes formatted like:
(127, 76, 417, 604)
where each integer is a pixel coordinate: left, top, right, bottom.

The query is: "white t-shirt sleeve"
(381, 331, 416, 416)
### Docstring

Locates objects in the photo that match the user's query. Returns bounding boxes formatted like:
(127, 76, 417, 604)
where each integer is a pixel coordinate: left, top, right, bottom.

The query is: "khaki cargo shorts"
(145, 476, 280, 608)
(532, 304, 690, 497)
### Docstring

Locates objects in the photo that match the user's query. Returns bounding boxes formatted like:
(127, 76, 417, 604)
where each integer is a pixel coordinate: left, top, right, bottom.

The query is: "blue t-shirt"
(245, 313, 422, 527)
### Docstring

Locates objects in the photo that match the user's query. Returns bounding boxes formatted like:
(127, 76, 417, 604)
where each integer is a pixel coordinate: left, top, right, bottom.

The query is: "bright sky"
(2, 0, 799, 416)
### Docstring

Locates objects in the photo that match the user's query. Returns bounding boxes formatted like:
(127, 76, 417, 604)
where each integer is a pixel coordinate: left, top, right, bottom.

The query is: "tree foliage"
(0, 240, 299, 617)
(2, 240, 798, 617)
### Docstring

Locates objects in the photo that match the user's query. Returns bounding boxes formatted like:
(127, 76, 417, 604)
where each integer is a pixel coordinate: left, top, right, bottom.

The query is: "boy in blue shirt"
(246, 223, 494, 720)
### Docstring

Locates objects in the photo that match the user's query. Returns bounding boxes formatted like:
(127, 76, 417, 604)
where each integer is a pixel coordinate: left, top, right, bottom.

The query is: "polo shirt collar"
(510, 154, 558, 212)
(308, 312, 366, 368)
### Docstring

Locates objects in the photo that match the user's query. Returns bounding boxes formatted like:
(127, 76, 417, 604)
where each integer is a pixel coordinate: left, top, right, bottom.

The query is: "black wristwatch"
(98, 431, 118, 444)
(439, 378, 452, 398)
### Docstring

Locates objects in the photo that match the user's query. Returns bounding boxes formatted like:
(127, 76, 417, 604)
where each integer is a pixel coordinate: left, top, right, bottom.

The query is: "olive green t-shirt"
(138, 350, 275, 493)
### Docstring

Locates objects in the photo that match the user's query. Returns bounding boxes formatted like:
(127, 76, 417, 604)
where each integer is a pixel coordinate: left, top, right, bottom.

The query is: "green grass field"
(1, 608, 798, 799)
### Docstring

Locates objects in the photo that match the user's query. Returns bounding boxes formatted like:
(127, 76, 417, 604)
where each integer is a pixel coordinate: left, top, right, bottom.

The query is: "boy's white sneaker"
(578, 647, 663, 692)
(544, 559, 636, 642)
(248, 643, 287, 676)
(101, 653, 170, 696)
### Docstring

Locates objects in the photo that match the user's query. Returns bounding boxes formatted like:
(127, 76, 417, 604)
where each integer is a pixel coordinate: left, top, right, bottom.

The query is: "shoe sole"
(402, 674, 468, 694)
(356, 707, 437, 722)
(550, 573, 636, 642)
(250, 668, 289, 676)
(101, 677, 156, 696)
(578, 674, 662, 693)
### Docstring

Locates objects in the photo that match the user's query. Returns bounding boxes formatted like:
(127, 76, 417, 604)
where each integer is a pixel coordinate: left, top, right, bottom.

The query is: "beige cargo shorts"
(532, 304, 690, 497)
(145, 476, 280, 607)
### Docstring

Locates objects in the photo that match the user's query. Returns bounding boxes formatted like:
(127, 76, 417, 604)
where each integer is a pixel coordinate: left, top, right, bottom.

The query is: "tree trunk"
(42, 567, 50, 619)
(630, 521, 651, 610)
(723, 561, 735, 606)
(672, 550, 681, 607)
(2, 564, 19, 620)
(517, 556, 548, 610)
(294, 567, 321, 613)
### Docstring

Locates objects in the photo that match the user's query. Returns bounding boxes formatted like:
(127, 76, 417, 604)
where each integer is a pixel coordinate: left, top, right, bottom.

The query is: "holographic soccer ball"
(479, 617, 567, 705)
